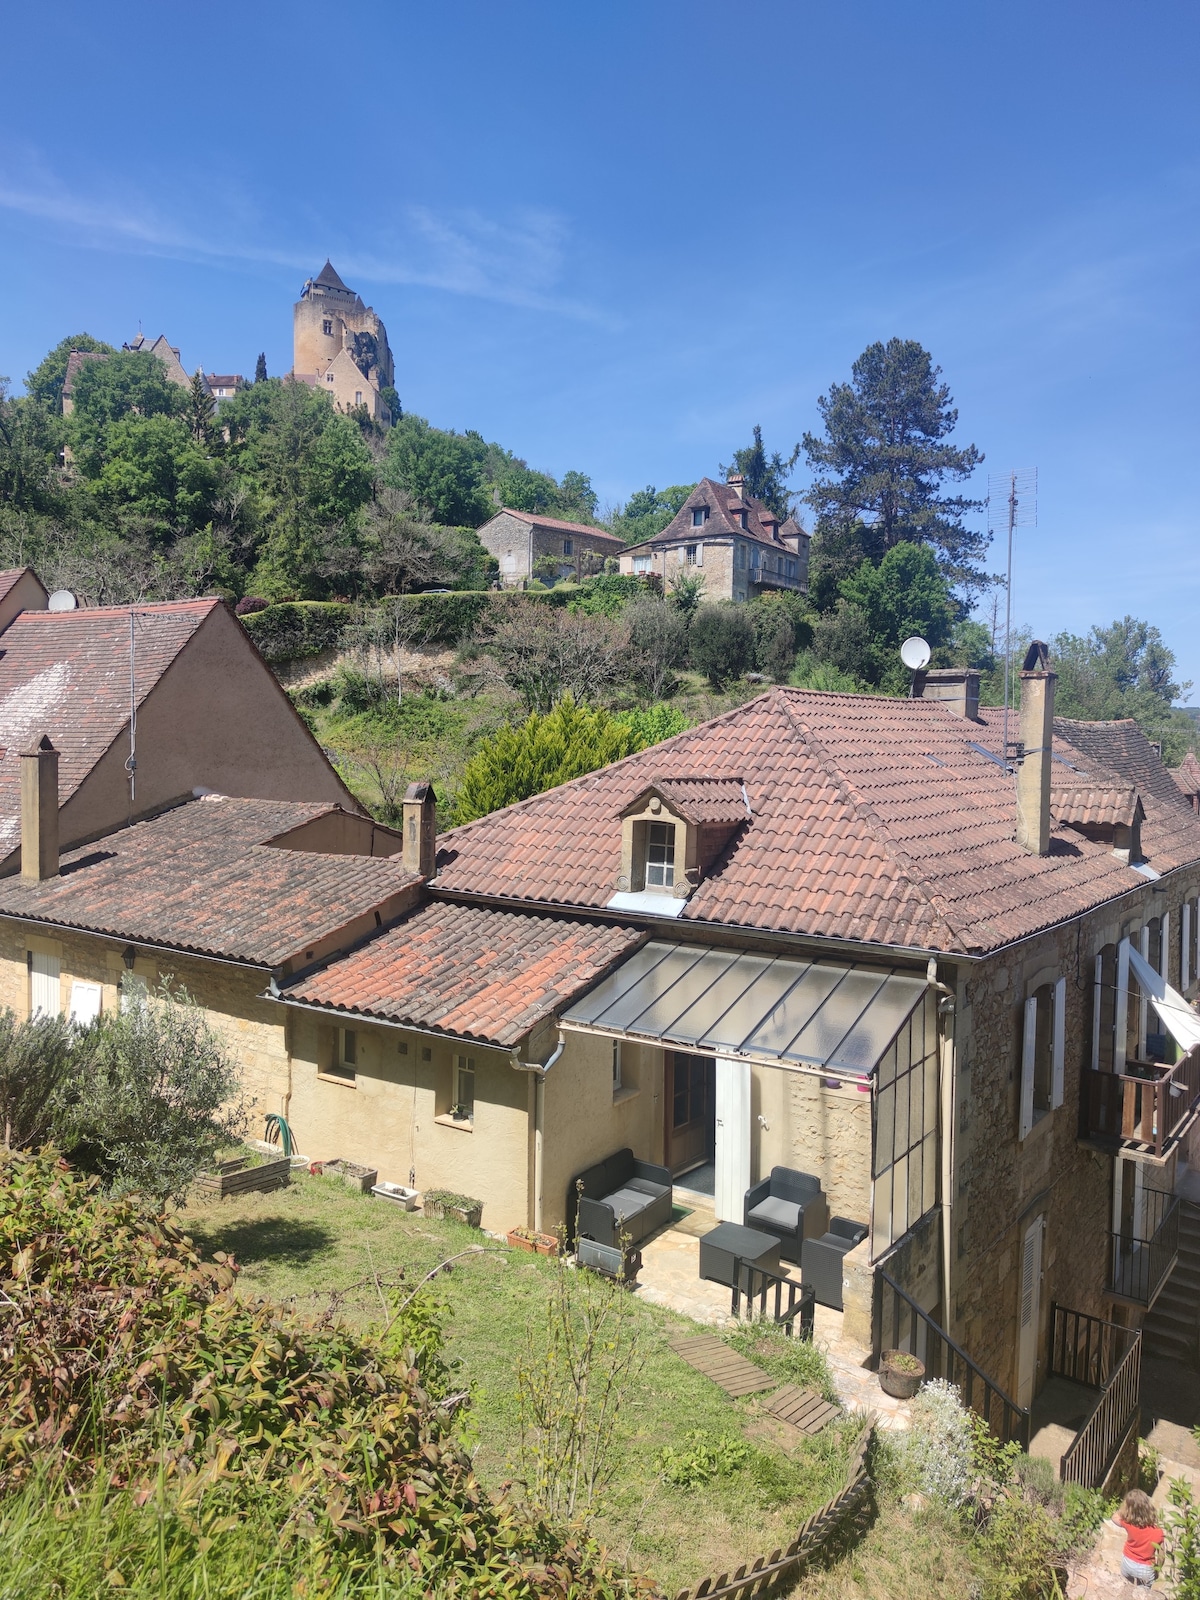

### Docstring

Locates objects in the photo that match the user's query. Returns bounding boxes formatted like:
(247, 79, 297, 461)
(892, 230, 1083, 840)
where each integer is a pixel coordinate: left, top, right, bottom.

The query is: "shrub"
(240, 599, 354, 663)
(689, 603, 756, 689)
(625, 597, 688, 698)
(331, 662, 388, 715)
(611, 703, 689, 748)
(233, 595, 269, 616)
(656, 1430, 751, 1489)
(903, 1380, 973, 1506)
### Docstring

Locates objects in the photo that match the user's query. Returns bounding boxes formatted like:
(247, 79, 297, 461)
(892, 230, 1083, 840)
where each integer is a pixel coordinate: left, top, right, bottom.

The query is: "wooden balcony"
(1081, 1049, 1200, 1159)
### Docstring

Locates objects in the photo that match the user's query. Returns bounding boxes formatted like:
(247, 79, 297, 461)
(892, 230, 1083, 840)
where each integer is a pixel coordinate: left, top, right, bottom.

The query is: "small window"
(326, 372, 334, 382)
(684, 544, 698, 565)
(786, 558, 797, 579)
(322, 319, 333, 335)
(1019, 979, 1065, 1138)
(645, 821, 675, 888)
(738, 510, 748, 530)
(324, 1027, 357, 1083)
(737, 543, 747, 568)
(691, 506, 709, 527)
(633, 554, 650, 574)
(563, 538, 573, 555)
(355, 390, 362, 405)
(68, 980, 102, 1026)
(612, 1039, 623, 1094)
(454, 1054, 476, 1120)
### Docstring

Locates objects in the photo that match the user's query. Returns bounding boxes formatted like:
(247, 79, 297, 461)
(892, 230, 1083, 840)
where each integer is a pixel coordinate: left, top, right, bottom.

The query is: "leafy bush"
(611, 703, 689, 748)
(1164, 1476, 1200, 1599)
(0, 1012, 76, 1153)
(569, 573, 647, 617)
(903, 1380, 973, 1506)
(0, 1150, 640, 1597)
(689, 603, 756, 690)
(331, 661, 388, 714)
(241, 599, 355, 663)
(290, 676, 334, 708)
(656, 1430, 751, 1489)
(233, 595, 269, 616)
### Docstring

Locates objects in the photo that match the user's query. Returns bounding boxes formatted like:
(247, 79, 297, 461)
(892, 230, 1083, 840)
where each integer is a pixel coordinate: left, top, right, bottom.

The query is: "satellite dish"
(47, 590, 78, 612)
(900, 636, 931, 671)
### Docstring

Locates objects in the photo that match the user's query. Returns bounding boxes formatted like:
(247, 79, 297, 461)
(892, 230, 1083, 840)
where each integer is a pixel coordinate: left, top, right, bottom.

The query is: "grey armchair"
(801, 1217, 869, 1310)
(743, 1166, 829, 1265)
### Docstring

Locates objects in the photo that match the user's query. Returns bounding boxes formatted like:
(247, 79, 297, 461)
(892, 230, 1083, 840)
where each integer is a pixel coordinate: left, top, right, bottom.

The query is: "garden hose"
(264, 1113, 293, 1158)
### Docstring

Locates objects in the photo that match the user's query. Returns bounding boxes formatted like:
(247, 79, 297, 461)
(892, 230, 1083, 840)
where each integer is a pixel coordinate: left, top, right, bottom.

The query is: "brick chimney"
(402, 781, 437, 878)
(727, 472, 746, 499)
(913, 668, 981, 721)
(20, 735, 59, 881)
(1016, 642, 1056, 856)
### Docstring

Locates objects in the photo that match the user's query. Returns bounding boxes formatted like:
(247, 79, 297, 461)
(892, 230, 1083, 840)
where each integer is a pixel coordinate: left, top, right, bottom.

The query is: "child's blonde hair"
(1120, 1489, 1159, 1528)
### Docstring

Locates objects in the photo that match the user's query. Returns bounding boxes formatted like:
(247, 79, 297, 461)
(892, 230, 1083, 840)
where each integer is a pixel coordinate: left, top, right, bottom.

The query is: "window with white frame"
(633, 554, 650, 574)
(645, 821, 676, 888)
(612, 1039, 623, 1095)
(324, 1026, 357, 1083)
(1020, 978, 1065, 1138)
(453, 1054, 476, 1120)
(68, 980, 102, 1026)
(684, 543, 702, 566)
(322, 319, 333, 335)
(28, 951, 61, 1018)
(355, 390, 362, 405)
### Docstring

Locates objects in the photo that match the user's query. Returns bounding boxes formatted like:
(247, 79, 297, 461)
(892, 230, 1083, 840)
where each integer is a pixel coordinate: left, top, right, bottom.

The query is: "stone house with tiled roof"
(5, 630, 1200, 1457)
(618, 475, 809, 602)
(477, 509, 627, 587)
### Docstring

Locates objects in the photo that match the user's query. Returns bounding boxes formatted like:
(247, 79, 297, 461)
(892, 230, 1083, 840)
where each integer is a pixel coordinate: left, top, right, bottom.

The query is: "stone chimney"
(1016, 642, 1056, 856)
(913, 668, 981, 721)
(20, 735, 59, 882)
(727, 472, 746, 499)
(402, 781, 437, 878)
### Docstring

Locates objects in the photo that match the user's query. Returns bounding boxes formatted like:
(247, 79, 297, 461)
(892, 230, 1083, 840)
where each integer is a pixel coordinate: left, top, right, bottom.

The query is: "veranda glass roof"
(562, 941, 929, 1074)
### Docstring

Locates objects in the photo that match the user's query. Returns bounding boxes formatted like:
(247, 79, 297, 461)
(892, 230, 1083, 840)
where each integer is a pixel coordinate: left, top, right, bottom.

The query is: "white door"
(29, 951, 61, 1018)
(1017, 1216, 1044, 1409)
(713, 1055, 751, 1222)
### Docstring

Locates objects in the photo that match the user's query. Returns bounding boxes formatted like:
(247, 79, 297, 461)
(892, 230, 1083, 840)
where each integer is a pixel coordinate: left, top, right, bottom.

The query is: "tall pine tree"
(803, 339, 985, 602)
(721, 425, 799, 520)
(254, 352, 268, 383)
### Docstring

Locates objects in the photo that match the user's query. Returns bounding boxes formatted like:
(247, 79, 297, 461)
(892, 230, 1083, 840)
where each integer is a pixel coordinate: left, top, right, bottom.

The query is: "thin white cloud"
(0, 150, 607, 320)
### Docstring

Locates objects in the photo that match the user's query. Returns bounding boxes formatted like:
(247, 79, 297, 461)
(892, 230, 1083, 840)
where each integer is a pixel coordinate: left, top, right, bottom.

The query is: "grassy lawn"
(180, 1171, 858, 1595)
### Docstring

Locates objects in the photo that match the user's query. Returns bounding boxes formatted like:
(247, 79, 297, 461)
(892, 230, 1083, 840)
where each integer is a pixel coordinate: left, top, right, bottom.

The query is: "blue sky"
(2, 2, 1198, 691)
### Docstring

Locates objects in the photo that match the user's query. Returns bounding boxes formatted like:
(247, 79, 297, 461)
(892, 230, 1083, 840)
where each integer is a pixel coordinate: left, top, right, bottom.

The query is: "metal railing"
(1049, 1304, 1142, 1488)
(875, 1267, 1030, 1446)
(1082, 1048, 1200, 1157)
(730, 1258, 815, 1339)
(1109, 1188, 1180, 1306)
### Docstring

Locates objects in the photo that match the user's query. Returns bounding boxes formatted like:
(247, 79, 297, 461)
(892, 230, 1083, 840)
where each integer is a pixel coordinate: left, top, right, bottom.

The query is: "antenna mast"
(988, 468, 1037, 771)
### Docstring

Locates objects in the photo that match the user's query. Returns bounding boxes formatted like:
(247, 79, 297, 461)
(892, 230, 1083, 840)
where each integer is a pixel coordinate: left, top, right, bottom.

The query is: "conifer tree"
(254, 352, 268, 383)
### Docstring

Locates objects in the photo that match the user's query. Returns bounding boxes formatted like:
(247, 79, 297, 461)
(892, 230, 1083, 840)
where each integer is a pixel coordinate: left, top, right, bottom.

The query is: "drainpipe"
(510, 1032, 565, 1233)
(928, 957, 957, 1334)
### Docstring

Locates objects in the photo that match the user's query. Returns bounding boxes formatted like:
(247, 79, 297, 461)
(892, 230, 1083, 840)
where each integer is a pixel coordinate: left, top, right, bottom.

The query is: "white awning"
(562, 941, 929, 1075)
(1128, 942, 1200, 1054)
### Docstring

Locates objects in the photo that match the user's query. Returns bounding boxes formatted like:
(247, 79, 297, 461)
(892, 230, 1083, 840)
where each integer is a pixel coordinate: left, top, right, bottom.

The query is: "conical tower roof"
(314, 259, 349, 291)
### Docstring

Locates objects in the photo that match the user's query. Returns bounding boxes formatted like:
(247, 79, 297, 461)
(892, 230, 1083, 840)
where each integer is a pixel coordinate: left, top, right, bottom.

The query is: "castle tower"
(293, 261, 395, 424)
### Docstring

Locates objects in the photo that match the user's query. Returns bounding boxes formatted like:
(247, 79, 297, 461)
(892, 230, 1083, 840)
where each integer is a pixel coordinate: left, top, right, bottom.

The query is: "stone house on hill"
(5, 635, 1200, 1461)
(476, 509, 628, 587)
(618, 475, 809, 601)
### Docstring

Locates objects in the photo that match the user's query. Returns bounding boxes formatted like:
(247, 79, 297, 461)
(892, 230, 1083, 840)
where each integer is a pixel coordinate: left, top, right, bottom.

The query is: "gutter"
(263, 984, 523, 1052)
(508, 1033, 566, 1234)
(0, 912, 273, 974)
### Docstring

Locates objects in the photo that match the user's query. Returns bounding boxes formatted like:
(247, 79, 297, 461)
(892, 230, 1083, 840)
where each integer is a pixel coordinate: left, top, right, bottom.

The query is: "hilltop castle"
(292, 261, 395, 424)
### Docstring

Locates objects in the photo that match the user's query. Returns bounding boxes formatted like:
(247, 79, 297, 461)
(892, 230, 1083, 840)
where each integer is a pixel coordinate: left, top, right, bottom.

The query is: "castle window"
(326, 373, 334, 383)
(562, 539, 573, 555)
(322, 319, 333, 335)
(645, 822, 676, 889)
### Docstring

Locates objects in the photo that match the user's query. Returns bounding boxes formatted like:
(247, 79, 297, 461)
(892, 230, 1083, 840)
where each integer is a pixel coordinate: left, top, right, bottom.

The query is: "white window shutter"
(1161, 912, 1171, 979)
(1184, 903, 1192, 992)
(1051, 977, 1066, 1109)
(1020, 995, 1037, 1139)
(1115, 938, 1130, 1072)
(68, 980, 102, 1026)
(1092, 952, 1104, 1067)
(29, 951, 61, 1018)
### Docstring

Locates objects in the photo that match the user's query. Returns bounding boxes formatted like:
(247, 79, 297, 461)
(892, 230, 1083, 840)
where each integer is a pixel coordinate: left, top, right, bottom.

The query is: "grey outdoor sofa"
(569, 1147, 673, 1249)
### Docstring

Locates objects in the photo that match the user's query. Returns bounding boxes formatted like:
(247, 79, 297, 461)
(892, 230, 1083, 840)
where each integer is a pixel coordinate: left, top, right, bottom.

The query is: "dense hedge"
(240, 599, 356, 663)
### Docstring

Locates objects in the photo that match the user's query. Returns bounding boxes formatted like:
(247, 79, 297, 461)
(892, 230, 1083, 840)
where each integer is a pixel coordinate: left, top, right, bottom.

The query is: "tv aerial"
(900, 636, 931, 672)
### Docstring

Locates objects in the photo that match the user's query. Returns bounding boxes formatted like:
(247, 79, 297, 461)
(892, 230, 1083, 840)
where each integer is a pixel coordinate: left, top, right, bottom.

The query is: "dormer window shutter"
(1051, 977, 1066, 1110)
(1020, 995, 1037, 1139)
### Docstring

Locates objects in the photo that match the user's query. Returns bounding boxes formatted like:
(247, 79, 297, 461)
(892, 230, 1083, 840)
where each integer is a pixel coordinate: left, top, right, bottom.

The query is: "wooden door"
(666, 1052, 715, 1175)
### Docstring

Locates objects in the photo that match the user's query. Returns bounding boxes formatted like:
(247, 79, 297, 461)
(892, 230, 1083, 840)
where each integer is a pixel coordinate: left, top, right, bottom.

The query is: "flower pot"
(422, 1193, 483, 1228)
(507, 1229, 559, 1255)
(372, 1182, 420, 1210)
(507, 1229, 537, 1252)
(322, 1158, 379, 1194)
(878, 1350, 925, 1400)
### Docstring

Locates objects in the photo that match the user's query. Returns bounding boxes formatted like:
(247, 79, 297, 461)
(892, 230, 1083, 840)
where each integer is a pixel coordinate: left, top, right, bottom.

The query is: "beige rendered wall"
(0, 571, 48, 632)
(540, 1033, 663, 1235)
(285, 1012, 530, 1235)
(51, 604, 358, 855)
(752, 1065, 872, 1226)
(0, 919, 289, 1127)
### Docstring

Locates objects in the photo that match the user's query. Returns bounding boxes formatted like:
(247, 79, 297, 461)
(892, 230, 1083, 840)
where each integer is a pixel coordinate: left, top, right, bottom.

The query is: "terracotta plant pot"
(507, 1229, 559, 1255)
(878, 1349, 925, 1400)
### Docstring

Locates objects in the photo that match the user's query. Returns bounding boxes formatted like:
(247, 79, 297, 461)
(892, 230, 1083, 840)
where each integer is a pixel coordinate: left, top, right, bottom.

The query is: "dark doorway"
(666, 1051, 716, 1175)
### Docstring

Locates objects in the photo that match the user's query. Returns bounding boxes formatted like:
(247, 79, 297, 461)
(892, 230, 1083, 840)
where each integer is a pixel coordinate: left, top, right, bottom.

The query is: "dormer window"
(692, 506, 709, 527)
(645, 822, 676, 888)
(738, 510, 748, 530)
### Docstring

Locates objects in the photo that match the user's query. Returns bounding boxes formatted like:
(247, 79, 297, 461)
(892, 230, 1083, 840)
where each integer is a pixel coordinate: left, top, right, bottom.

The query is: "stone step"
(1146, 1299, 1198, 1331)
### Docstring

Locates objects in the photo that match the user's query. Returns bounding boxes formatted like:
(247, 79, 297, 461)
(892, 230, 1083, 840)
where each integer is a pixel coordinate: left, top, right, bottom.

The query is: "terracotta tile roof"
(0, 796, 419, 967)
(631, 777, 751, 825)
(625, 479, 807, 554)
(281, 901, 645, 1046)
(434, 690, 1200, 958)
(489, 509, 626, 543)
(1171, 750, 1200, 797)
(1050, 783, 1141, 829)
(0, 600, 219, 856)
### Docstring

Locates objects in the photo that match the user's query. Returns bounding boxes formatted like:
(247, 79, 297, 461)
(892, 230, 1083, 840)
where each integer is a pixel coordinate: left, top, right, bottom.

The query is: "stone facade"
(477, 510, 627, 588)
(293, 262, 394, 424)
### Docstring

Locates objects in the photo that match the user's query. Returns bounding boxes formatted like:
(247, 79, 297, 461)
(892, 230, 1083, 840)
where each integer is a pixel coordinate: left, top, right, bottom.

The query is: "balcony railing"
(1048, 1304, 1142, 1488)
(875, 1267, 1030, 1446)
(1082, 1048, 1200, 1157)
(1109, 1187, 1180, 1306)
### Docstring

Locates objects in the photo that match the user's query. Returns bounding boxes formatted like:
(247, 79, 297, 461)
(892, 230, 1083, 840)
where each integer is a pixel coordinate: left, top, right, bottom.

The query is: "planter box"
(507, 1229, 559, 1256)
(372, 1182, 420, 1211)
(878, 1350, 925, 1400)
(322, 1158, 379, 1194)
(196, 1156, 291, 1198)
(423, 1194, 483, 1228)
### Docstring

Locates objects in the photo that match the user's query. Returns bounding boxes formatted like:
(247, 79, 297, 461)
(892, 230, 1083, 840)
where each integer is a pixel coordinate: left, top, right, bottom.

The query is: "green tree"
(803, 338, 986, 598)
(25, 333, 115, 408)
(383, 414, 491, 527)
(722, 425, 799, 519)
(610, 484, 695, 544)
(303, 413, 374, 524)
(186, 370, 216, 445)
(93, 414, 220, 533)
(0, 379, 65, 515)
(70, 350, 187, 474)
(838, 540, 956, 686)
(1051, 616, 1195, 761)
(486, 603, 627, 713)
(689, 603, 756, 690)
(454, 696, 646, 822)
(254, 351, 268, 383)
